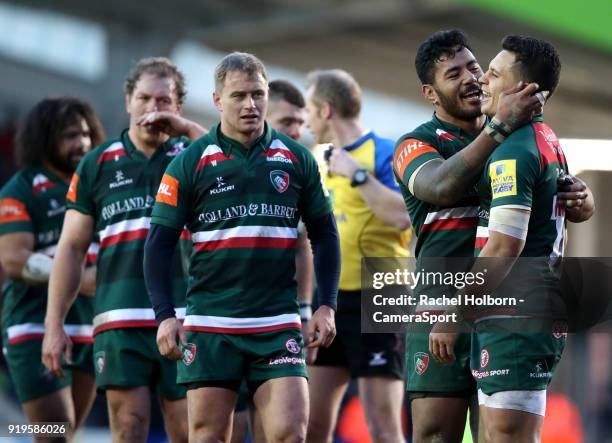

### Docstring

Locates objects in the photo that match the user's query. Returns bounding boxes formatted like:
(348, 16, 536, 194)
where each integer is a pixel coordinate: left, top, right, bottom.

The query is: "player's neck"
(42, 161, 71, 184)
(435, 109, 485, 137)
(331, 119, 365, 149)
(127, 127, 168, 158)
(221, 123, 264, 150)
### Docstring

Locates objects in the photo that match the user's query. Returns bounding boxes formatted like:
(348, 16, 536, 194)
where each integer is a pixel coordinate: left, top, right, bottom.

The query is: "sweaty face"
(431, 47, 484, 121)
(126, 73, 181, 146)
(50, 117, 92, 174)
(305, 87, 331, 144)
(214, 70, 268, 140)
(267, 98, 306, 141)
(480, 50, 519, 118)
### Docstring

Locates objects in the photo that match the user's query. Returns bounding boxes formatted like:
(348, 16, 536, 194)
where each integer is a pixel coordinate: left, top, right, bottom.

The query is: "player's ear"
(213, 91, 222, 113)
(125, 94, 132, 115)
(321, 101, 332, 120)
(422, 84, 438, 107)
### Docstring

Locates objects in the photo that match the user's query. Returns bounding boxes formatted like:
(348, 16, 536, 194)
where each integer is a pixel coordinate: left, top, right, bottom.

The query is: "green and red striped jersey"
(150, 123, 332, 334)
(67, 129, 190, 336)
(0, 167, 95, 345)
(393, 114, 480, 259)
(474, 115, 568, 319)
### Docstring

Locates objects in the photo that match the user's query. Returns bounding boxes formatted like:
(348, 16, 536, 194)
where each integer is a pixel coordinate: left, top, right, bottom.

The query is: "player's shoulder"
(269, 129, 316, 166)
(396, 120, 439, 149)
(0, 168, 33, 196)
(496, 123, 540, 159)
(81, 136, 124, 167)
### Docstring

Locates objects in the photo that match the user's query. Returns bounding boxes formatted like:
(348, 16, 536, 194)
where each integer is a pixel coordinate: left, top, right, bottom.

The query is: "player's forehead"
(488, 50, 516, 75)
(61, 117, 89, 134)
(131, 73, 177, 97)
(222, 70, 267, 92)
(269, 99, 304, 117)
(434, 47, 479, 77)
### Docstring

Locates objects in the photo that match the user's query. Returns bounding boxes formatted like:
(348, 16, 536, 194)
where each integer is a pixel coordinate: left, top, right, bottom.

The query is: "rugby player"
(304, 69, 411, 443)
(232, 78, 313, 443)
(431, 35, 593, 443)
(0, 97, 103, 441)
(42, 57, 205, 443)
(143, 52, 340, 443)
(393, 29, 545, 443)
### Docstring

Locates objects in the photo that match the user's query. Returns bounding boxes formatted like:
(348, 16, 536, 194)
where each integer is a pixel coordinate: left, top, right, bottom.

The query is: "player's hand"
(137, 111, 207, 139)
(557, 174, 588, 208)
(42, 325, 73, 378)
(429, 319, 459, 365)
(494, 82, 544, 131)
(156, 317, 187, 361)
(306, 305, 336, 349)
(327, 148, 362, 178)
(301, 320, 319, 364)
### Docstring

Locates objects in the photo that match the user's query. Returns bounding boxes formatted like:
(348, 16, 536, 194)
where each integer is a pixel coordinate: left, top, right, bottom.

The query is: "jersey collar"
(431, 113, 484, 141)
(343, 130, 374, 152)
(211, 122, 273, 156)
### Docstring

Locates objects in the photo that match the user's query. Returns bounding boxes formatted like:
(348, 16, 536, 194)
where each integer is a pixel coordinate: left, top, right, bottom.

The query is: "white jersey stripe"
(99, 217, 151, 242)
(7, 323, 93, 339)
(192, 226, 298, 243)
(103, 142, 124, 154)
(201, 144, 224, 158)
(93, 307, 186, 328)
(184, 313, 300, 329)
(423, 206, 479, 225)
(476, 225, 490, 238)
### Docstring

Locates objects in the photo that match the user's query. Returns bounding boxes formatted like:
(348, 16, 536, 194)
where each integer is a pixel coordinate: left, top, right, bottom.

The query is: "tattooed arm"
(411, 83, 541, 206)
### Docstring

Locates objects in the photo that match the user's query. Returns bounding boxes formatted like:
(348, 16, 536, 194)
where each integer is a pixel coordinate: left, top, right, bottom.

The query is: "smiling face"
(480, 50, 520, 117)
(424, 46, 484, 122)
(214, 70, 268, 142)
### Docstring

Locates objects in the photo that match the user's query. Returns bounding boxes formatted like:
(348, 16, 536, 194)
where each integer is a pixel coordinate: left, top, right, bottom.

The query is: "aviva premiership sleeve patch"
(489, 159, 517, 199)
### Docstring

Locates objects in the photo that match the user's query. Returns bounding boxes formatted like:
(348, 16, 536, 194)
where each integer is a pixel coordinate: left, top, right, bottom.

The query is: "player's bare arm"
(78, 266, 96, 297)
(410, 82, 541, 206)
(430, 215, 527, 364)
(328, 147, 410, 229)
(0, 231, 48, 285)
(42, 209, 94, 377)
(137, 111, 208, 140)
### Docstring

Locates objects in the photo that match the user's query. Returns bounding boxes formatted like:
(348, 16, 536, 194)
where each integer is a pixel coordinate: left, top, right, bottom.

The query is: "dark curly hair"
(16, 97, 105, 168)
(502, 35, 561, 97)
(415, 29, 472, 85)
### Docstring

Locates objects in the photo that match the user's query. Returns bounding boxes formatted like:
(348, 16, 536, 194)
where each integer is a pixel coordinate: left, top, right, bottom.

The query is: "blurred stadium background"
(0, 0, 610, 441)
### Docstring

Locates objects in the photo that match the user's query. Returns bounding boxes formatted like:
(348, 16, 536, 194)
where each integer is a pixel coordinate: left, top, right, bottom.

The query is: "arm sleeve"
(144, 223, 182, 323)
(150, 151, 191, 230)
(302, 212, 340, 311)
(393, 136, 441, 194)
(0, 178, 33, 235)
(66, 156, 96, 215)
(488, 141, 540, 209)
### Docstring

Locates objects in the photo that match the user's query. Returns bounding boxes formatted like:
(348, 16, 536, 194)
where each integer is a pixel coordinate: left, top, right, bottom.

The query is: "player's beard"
(435, 87, 482, 121)
(48, 148, 81, 175)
